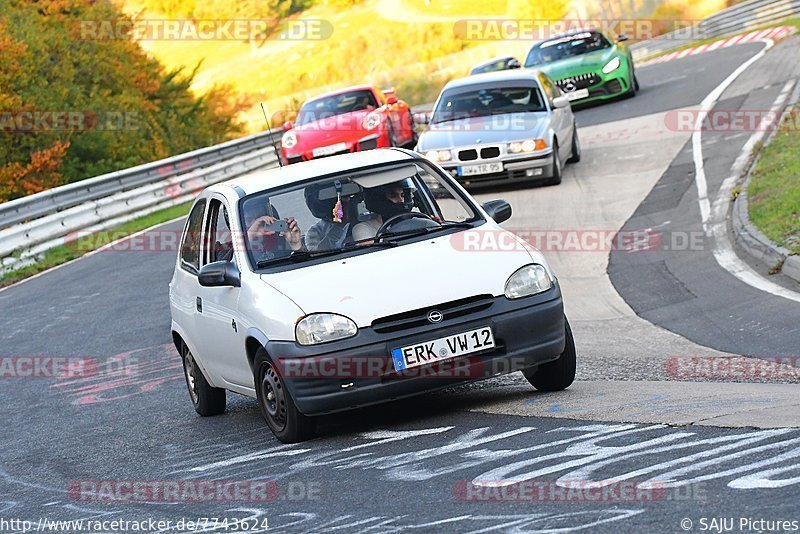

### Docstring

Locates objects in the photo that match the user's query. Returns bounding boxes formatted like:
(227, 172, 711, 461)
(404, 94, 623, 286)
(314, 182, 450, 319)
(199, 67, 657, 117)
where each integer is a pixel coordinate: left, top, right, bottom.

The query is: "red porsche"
(280, 85, 417, 164)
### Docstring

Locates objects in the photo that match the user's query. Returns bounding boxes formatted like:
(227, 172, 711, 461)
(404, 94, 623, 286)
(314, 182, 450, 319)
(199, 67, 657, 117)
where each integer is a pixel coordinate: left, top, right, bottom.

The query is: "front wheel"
(182, 345, 226, 416)
(254, 348, 317, 443)
(522, 318, 576, 391)
(546, 141, 562, 185)
(567, 125, 581, 163)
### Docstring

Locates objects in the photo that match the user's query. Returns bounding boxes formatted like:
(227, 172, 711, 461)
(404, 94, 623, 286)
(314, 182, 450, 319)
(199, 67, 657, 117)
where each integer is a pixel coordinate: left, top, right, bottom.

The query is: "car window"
(296, 90, 379, 125)
(431, 85, 546, 124)
(180, 199, 206, 274)
(238, 161, 481, 270)
(525, 31, 611, 67)
(205, 199, 234, 266)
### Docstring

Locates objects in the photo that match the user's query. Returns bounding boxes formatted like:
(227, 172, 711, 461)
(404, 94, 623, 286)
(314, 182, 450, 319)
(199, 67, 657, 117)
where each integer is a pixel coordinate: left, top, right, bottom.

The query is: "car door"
(194, 196, 249, 387)
(541, 74, 572, 161)
(171, 198, 208, 359)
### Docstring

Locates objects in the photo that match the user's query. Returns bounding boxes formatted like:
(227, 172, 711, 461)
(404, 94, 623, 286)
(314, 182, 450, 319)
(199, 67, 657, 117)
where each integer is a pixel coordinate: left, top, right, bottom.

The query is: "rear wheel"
(567, 125, 581, 163)
(254, 348, 317, 443)
(182, 345, 226, 416)
(522, 318, 576, 391)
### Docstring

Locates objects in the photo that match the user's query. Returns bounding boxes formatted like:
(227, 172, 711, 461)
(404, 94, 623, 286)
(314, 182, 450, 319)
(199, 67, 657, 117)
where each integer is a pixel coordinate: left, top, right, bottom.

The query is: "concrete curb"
(730, 81, 800, 285)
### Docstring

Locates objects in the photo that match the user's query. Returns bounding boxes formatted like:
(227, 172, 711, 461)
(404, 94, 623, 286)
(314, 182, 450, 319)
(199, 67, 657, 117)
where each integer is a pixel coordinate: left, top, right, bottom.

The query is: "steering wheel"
(375, 212, 436, 239)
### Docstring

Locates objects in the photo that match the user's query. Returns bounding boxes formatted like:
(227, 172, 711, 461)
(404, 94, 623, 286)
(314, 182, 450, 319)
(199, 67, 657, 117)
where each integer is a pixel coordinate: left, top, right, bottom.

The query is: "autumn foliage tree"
(0, 0, 245, 203)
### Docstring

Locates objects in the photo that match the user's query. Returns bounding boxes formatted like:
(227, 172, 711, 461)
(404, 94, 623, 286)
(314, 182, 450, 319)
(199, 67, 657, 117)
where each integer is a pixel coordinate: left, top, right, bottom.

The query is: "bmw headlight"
(602, 56, 621, 74)
(507, 139, 548, 153)
(504, 264, 552, 299)
(281, 131, 297, 149)
(362, 113, 382, 130)
(424, 149, 452, 163)
(296, 313, 358, 345)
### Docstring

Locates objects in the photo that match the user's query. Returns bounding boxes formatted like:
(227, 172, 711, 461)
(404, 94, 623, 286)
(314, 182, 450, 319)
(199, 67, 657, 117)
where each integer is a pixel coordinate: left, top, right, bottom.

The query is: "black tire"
(404, 111, 419, 149)
(567, 124, 581, 164)
(254, 348, 316, 443)
(546, 140, 562, 185)
(522, 318, 576, 391)
(182, 345, 226, 416)
(633, 72, 640, 91)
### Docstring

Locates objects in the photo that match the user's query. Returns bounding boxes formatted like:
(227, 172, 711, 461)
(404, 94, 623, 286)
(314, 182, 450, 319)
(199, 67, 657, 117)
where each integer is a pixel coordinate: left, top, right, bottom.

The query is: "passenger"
(352, 180, 415, 241)
(242, 202, 303, 261)
(303, 183, 355, 251)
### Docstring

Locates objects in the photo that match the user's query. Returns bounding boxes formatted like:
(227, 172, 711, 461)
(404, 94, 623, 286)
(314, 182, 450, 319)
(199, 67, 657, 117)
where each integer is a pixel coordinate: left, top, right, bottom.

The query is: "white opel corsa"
(170, 148, 575, 443)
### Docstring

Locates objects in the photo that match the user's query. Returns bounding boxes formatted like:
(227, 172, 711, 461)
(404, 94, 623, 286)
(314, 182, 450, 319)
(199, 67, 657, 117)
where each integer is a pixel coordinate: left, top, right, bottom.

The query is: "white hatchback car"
(170, 148, 575, 443)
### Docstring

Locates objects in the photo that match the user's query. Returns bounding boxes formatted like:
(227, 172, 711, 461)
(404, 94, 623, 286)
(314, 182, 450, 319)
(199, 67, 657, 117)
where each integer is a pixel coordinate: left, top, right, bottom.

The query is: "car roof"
(443, 69, 543, 91)
(211, 148, 418, 197)
(303, 84, 376, 104)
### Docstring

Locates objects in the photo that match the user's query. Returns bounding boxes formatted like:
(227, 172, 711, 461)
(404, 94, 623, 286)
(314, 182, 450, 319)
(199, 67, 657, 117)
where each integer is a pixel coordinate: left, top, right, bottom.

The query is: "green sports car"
(523, 29, 638, 105)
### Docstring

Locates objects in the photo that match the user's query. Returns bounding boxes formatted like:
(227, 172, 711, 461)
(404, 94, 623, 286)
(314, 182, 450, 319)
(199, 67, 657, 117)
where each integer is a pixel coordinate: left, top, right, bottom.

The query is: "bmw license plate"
(391, 326, 495, 372)
(458, 162, 503, 176)
(565, 88, 589, 101)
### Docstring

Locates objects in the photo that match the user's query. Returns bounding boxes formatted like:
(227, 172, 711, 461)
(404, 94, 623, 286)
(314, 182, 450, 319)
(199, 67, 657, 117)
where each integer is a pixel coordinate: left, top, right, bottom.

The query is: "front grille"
(359, 138, 378, 151)
(458, 149, 478, 161)
(480, 147, 500, 159)
(556, 72, 600, 91)
(372, 295, 494, 333)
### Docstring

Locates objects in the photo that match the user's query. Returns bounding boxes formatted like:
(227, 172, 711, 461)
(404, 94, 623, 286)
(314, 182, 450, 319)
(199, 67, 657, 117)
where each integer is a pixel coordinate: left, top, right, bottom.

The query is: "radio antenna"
(260, 101, 284, 167)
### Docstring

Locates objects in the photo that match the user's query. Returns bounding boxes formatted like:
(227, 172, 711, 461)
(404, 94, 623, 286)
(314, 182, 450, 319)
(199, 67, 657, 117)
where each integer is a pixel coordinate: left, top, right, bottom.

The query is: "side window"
(205, 199, 234, 266)
(180, 199, 206, 274)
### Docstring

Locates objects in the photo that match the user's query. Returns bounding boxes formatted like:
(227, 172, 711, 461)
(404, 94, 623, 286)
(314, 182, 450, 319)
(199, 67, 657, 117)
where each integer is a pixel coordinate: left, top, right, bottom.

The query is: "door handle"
(196, 297, 203, 313)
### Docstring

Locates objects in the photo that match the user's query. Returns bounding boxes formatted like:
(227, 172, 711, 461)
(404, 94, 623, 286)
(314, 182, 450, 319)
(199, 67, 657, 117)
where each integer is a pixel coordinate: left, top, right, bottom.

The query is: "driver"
(352, 179, 415, 242)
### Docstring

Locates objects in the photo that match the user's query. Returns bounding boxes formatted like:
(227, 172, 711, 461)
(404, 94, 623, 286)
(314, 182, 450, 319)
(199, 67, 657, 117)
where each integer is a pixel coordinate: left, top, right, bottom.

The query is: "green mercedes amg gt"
(524, 29, 638, 105)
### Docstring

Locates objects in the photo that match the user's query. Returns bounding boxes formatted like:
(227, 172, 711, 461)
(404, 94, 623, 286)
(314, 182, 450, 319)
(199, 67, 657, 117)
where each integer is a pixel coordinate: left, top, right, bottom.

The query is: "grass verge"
(747, 105, 800, 255)
(0, 201, 192, 288)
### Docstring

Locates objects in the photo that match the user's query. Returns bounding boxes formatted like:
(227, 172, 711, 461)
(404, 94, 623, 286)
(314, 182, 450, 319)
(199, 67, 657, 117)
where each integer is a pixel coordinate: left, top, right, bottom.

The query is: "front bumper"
(562, 72, 633, 106)
(282, 132, 389, 165)
(266, 285, 566, 415)
(438, 152, 555, 188)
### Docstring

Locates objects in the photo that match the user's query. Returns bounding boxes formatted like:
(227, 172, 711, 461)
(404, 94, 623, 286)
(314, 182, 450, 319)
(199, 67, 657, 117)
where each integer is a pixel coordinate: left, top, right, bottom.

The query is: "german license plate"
(391, 326, 495, 372)
(458, 162, 503, 176)
(312, 142, 347, 157)
(565, 88, 589, 101)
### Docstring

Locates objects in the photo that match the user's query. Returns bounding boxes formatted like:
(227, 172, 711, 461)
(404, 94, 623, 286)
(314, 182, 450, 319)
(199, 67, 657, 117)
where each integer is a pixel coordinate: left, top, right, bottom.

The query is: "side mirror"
(552, 95, 570, 109)
(481, 199, 512, 224)
(386, 95, 399, 105)
(616, 34, 629, 42)
(199, 261, 241, 288)
(282, 121, 294, 131)
(507, 58, 521, 69)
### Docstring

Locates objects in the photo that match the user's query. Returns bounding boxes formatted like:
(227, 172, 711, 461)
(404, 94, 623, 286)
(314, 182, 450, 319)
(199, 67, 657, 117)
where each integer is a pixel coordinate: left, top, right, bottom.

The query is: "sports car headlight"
(602, 56, 621, 74)
(296, 313, 358, 345)
(424, 150, 452, 162)
(504, 264, 552, 299)
(281, 131, 297, 149)
(362, 113, 382, 130)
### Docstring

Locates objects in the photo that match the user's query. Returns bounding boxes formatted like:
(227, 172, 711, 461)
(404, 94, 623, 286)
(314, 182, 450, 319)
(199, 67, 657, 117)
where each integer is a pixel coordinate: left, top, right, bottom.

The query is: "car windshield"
(430, 85, 546, 124)
(296, 90, 379, 126)
(238, 161, 481, 270)
(524, 31, 611, 67)
(471, 59, 508, 75)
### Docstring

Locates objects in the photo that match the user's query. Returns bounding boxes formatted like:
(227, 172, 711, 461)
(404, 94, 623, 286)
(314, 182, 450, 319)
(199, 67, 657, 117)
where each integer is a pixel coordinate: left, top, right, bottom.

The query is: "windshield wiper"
(256, 240, 399, 268)
(376, 221, 476, 241)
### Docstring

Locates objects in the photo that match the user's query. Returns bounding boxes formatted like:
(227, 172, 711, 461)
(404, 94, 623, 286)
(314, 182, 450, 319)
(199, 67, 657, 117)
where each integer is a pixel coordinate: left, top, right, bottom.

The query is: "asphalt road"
(1, 39, 799, 533)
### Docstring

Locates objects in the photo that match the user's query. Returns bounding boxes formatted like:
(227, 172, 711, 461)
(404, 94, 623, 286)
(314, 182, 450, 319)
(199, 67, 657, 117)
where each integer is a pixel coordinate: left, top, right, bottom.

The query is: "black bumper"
(441, 153, 555, 188)
(266, 285, 566, 415)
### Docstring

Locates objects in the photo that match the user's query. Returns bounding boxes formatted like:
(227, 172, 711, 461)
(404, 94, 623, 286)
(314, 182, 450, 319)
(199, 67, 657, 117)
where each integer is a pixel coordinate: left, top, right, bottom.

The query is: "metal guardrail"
(0, 131, 281, 272)
(0, 128, 281, 230)
(631, 0, 800, 60)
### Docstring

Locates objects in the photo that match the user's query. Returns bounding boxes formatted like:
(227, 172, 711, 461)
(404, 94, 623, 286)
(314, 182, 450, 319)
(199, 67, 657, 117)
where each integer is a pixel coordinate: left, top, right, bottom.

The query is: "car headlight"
(504, 264, 552, 299)
(602, 56, 621, 74)
(296, 313, 358, 345)
(281, 131, 297, 149)
(362, 113, 382, 130)
(507, 139, 548, 153)
(424, 149, 452, 163)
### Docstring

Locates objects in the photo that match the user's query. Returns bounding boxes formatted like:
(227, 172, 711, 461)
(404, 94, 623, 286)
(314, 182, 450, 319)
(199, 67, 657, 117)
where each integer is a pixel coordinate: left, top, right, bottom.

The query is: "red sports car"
(280, 85, 417, 165)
